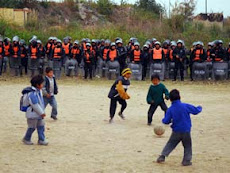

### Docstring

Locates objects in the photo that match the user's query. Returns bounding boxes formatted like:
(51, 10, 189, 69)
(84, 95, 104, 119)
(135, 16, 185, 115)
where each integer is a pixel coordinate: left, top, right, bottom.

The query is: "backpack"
(20, 87, 34, 112)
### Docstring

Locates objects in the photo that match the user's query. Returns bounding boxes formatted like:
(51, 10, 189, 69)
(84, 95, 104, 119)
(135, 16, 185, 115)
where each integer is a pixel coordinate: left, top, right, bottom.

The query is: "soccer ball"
(154, 125, 165, 136)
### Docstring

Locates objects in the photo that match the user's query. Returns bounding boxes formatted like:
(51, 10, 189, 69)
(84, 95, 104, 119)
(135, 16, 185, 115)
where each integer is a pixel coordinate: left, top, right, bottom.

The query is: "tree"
(97, 0, 113, 16)
(135, 0, 164, 15)
(171, 0, 196, 20)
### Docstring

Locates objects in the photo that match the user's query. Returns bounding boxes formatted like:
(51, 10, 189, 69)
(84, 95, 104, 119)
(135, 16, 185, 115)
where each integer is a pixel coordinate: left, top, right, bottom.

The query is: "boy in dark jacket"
(108, 68, 132, 123)
(146, 74, 169, 125)
(157, 89, 202, 166)
(43, 67, 58, 120)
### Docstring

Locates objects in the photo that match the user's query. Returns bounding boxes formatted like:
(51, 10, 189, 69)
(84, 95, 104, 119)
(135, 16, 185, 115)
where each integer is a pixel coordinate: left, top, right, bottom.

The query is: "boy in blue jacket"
(22, 75, 48, 145)
(157, 89, 202, 166)
(146, 74, 169, 125)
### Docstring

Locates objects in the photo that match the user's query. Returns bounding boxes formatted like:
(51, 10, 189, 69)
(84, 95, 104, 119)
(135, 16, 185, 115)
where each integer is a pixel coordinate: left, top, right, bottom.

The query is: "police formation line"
(0, 36, 229, 81)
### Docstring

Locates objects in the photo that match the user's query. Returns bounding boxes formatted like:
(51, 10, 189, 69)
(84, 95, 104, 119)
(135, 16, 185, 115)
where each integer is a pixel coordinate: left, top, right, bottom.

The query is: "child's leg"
(109, 99, 117, 119)
(118, 99, 127, 114)
(147, 104, 158, 124)
(181, 132, 192, 164)
(43, 97, 50, 108)
(37, 119, 46, 142)
(160, 101, 168, 113)
(50, 96, 58, 118)
(161, 132, 181, 157)
(24, 119, 37, 141)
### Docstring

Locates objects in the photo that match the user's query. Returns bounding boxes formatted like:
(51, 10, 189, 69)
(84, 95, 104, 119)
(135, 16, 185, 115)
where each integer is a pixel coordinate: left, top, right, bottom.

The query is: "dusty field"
(0, 76, 230, 173)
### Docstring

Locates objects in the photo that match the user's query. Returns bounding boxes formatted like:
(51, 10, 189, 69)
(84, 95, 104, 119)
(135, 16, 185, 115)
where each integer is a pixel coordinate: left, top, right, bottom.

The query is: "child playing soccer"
(22, 75, 48, 145)
(146, 74, 169, 125)
(108, 68, 132, 123)
(157, 89, 202, 166)
(43, 67, 58, 120)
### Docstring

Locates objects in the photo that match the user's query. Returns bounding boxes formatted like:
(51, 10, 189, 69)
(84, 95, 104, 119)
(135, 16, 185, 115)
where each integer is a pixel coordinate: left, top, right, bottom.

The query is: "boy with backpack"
(43, 67, 58, 120)
(21, 75, 48, 145)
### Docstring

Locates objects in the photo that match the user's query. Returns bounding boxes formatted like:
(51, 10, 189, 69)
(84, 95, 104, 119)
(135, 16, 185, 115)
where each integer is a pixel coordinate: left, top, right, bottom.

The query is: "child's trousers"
(110, 98, 127, 119)
(148, 101, 167, 124)
(44, 96, 58, 118)
(24, 119, 45, 141)
(161, 132, 192, 162)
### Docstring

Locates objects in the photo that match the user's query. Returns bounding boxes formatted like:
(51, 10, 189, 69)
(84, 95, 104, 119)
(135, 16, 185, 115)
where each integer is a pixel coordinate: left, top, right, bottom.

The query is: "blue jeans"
(24, 119, 45, 141)
(43, 96, 58, 117)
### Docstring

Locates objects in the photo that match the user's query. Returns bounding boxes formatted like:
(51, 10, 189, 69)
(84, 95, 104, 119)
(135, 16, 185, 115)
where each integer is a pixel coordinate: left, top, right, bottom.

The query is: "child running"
(108, 68, 132, 123)
(22, 75, 48, 145)
(157, 89, 202, 166)
(146, 74, 169, 125)
(43, 67, 58, 120)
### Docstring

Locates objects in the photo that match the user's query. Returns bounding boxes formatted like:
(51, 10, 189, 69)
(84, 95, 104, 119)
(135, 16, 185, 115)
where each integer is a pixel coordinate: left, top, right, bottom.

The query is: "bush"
(135, 0, 164, 15)
(97, 0, 113, 16)
(0, 20, 8, 36)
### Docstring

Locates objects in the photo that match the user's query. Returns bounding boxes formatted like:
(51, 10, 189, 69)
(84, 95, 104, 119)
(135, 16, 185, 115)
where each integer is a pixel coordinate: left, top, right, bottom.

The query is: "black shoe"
(181, 78, 184, 81)
(51, 116, 58, 120)
(118, 112, 125, 120)
(109, 118, 113, 124)
(147, 123, 151, 126)
(157, 155, 165, 163)
(190, 78, 193, 81)
(182, 161, 192, 166)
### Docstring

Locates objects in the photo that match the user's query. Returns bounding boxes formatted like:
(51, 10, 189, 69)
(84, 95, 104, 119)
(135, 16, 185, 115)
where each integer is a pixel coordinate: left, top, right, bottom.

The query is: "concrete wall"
(0, 8, 36, 27)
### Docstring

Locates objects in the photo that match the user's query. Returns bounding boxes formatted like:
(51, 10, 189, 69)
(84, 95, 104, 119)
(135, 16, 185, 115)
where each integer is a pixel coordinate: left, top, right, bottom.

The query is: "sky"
(51, 0, 230, 17)
(121, 0, 229, 17)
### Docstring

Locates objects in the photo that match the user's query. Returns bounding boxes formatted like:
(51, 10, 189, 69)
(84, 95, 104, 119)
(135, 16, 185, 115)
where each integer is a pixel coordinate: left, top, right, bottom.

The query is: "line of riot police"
(0, 36, 229, 80)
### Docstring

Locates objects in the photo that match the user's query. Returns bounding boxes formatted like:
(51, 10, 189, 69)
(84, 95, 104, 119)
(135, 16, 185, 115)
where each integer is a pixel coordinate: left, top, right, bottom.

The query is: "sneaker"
(22, 138, 33, 145)
(118, 112, 125, 120)
(38, 140, 49, 145)
(157, 155, 165, 163)
(51, 116, 58, 120)
(109, 118, 114, 124)
(182, 161, 192, 166)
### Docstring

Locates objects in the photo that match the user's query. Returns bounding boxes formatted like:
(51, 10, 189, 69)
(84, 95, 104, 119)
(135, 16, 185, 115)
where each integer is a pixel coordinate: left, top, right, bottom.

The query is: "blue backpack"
(20, 87, 34, 112)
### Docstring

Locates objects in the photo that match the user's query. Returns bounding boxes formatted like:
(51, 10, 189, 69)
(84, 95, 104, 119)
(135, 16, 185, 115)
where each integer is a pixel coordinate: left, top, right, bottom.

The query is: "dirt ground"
(0, 76, 230, 173)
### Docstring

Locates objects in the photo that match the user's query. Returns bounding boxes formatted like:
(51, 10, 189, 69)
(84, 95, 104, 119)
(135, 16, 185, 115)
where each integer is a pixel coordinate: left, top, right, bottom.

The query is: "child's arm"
(186, 104, 202, 115)
(162, 109, 172, 124)
(162, 84, 170, 100)
(28, 92, 45, 117)
(116, 81, 130, 100)
(42, 79, 49, 97)
(146, 86, 154, 104)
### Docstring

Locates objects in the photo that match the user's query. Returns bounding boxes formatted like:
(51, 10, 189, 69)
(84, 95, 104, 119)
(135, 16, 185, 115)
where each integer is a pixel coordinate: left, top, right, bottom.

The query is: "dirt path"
(0, 78, 230, 173)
